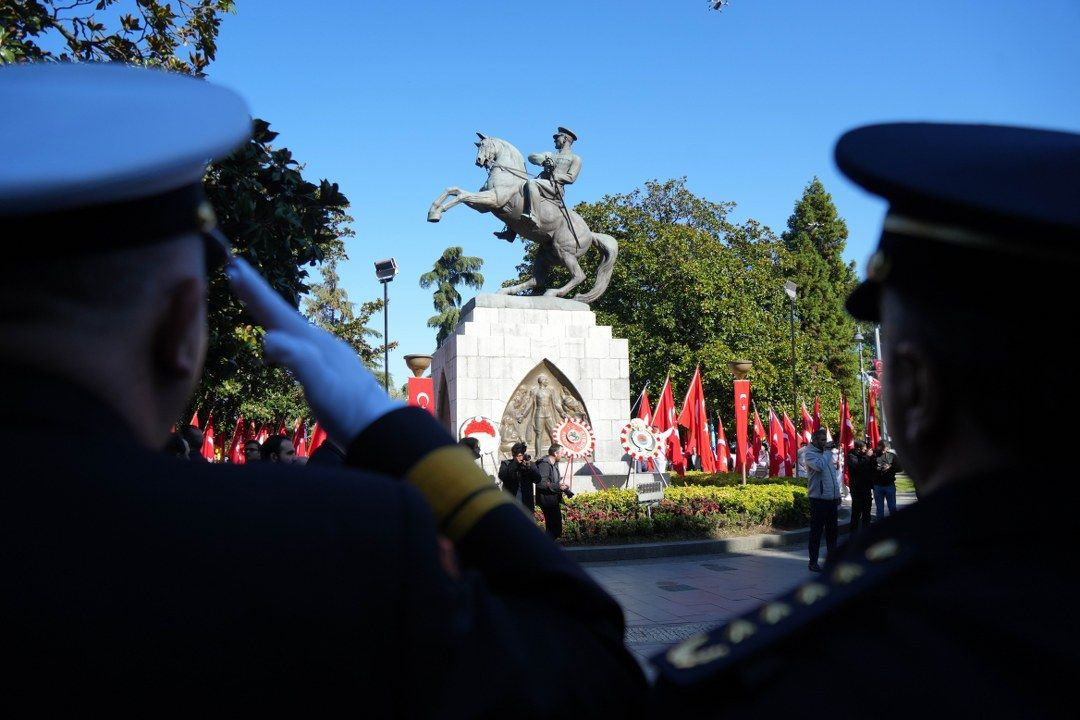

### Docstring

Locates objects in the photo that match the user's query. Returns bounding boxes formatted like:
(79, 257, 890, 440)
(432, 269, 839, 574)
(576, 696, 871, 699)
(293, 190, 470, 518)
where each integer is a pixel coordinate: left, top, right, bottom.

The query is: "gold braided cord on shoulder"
(405, 446, 516, 540)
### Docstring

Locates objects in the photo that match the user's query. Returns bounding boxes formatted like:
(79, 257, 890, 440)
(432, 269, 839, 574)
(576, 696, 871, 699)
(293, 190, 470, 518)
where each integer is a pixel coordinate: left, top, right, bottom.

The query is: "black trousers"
(539, 498, 562, 539)
(850, 489, 872, 535)
(520, 483, 535, 511)
(809, 497, 839, 565)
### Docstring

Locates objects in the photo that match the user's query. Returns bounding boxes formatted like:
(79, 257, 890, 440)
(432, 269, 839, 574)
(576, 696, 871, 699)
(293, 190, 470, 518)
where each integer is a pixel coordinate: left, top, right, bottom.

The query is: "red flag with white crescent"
(782, 412, 798, 476)
(408, 377, 436, 415)
(653, 376, 685, 474)
(800, 402, 815, 446)
(733, 379, 750, 473)
(768, 408, 786, 477)
(715, 415, 730, 472)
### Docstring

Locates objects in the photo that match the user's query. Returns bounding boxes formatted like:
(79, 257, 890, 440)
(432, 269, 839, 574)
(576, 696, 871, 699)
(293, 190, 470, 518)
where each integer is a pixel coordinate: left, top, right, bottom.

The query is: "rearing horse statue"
(427, 134, 618, 304)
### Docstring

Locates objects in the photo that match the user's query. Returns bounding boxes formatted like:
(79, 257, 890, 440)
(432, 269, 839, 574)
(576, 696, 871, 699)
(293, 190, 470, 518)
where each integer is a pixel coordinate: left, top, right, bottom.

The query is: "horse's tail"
(575, 232, 618, 304)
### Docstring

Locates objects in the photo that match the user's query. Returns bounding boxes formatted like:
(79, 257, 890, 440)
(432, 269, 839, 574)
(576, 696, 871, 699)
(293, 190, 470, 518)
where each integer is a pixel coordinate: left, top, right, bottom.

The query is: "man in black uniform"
(653, 122, 1080, 715)
(0, 63, 645, 716)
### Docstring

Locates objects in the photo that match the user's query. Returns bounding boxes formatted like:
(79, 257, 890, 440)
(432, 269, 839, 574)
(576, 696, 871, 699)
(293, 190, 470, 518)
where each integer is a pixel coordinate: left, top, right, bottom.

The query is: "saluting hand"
(225, 257, 402, 446)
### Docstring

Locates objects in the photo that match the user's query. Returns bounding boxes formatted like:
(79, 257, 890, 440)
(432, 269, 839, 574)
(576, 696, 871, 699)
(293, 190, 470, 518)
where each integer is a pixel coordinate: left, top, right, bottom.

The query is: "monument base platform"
(431, 294, 631, 494)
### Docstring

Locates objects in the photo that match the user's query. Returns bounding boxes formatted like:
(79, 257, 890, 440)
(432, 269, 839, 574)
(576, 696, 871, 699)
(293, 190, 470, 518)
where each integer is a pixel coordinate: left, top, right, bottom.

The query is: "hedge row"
(668, 471, 808, 489)
(534, 483, 810, 545)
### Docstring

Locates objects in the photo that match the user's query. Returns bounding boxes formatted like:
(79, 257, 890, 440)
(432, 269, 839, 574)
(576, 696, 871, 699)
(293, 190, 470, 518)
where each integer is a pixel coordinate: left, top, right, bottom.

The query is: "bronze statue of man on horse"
(427, 127, 617, 304)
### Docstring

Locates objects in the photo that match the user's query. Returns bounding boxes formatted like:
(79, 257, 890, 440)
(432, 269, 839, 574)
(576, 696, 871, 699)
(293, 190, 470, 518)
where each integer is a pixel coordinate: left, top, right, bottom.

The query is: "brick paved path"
(580, 492, 917, 675)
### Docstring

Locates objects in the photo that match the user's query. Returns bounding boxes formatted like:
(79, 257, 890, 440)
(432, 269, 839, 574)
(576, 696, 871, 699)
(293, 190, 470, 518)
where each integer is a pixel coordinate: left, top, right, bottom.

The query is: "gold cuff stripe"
(404, 446, 515, 540)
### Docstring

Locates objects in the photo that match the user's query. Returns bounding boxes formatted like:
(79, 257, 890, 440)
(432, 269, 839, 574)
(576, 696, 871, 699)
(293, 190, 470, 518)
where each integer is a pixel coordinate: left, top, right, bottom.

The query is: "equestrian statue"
(427, 127, 618, 304)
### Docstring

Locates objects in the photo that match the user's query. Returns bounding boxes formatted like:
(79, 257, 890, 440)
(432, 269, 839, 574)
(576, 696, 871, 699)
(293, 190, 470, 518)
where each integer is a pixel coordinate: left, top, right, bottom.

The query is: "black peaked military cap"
(0, 62, 251, 266)
(837, 122, 1080, 321)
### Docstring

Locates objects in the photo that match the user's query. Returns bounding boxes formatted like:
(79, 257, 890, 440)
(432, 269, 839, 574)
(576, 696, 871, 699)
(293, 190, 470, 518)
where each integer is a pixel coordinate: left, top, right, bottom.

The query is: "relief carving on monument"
(499, 360, 590, 458)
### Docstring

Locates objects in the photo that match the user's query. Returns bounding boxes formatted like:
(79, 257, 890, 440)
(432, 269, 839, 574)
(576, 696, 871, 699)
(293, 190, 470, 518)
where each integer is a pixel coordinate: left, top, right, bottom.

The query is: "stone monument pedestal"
(430, 294, 630, 493)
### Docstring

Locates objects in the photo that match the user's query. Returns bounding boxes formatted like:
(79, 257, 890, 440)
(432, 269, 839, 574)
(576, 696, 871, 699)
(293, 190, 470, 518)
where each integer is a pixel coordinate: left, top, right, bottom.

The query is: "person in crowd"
(795, 442, 809, 479)
(458, 436, 481, 460)
(803, 428, 841, 572)
(164, 433, 190, 460)
(260, 435, 296, 464)
(846, 440, 875, 534)
(499, 441, 539, 511)
(535, 444, 572, 539)
(653, 121, 1080, 714)
(242, 439, 262, 463)
(0, 63, 645, 714)
(181, 424, 206, 462)
(872, 440, 901, 519)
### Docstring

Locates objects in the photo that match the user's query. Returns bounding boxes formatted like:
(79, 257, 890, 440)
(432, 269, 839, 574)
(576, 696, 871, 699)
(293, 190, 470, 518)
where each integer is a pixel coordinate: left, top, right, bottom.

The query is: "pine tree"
(303, 258, 392, 370)
(780, 178, 860, 416)
(419, 247, 485, 347)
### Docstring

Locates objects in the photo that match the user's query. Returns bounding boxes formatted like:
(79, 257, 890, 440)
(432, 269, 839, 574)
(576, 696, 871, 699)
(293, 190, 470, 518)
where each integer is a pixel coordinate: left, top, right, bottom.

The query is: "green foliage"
(303, 258, 392, 370)
(670, 471, 808, 489)
(2, 2, 356, 429)
(541, 483, 810, 544)
(419, 246, 484, 348)
(507, 177, 860, 432)
(779, 177, 861, 423)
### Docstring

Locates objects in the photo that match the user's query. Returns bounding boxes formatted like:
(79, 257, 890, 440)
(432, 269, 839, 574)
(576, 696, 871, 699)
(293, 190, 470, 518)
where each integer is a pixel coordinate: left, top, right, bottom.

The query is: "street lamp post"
(374, 258, 398, 393)
(784, 281, 797, 417)
(854, 328, 867, 440)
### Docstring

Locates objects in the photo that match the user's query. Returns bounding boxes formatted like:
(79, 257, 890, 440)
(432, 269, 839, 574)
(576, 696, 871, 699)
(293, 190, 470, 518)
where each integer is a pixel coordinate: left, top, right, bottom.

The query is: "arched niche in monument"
(499, 359, 590, 458)
(435, 372, 451, 434)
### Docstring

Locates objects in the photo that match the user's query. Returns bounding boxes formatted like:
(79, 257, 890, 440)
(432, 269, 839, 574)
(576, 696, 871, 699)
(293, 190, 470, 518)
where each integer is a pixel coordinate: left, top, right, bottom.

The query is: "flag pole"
(629, 380, 650, 418)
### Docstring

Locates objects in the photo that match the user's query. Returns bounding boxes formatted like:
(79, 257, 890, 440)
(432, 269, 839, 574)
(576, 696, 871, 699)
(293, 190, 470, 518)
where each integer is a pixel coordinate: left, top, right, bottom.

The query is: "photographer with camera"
(847, 440, 876, 535)
(536, 444, 574, 539)
(499, 442, 540, 511)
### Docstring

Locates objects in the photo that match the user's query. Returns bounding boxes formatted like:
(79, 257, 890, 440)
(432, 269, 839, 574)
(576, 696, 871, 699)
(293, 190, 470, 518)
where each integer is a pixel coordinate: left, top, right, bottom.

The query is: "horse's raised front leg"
(427, 187, 463, 222)
(497, 277, 537, 295)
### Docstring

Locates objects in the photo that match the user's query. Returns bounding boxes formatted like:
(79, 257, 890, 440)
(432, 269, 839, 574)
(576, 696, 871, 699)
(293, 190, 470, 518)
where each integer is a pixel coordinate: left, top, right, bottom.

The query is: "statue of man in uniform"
(494, 127, 581, 242)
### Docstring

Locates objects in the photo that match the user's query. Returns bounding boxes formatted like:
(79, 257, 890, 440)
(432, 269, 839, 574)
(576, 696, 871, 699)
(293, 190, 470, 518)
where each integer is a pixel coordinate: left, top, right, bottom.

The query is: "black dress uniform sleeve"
(346, 408, 646, 716)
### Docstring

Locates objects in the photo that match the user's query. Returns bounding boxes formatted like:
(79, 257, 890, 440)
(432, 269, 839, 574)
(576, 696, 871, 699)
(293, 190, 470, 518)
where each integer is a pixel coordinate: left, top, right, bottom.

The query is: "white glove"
(225, 256, 402, 445)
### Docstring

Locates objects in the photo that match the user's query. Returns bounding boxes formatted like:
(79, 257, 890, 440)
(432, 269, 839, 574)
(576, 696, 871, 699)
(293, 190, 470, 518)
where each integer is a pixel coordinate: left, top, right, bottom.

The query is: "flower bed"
(533, 482, 810, 545)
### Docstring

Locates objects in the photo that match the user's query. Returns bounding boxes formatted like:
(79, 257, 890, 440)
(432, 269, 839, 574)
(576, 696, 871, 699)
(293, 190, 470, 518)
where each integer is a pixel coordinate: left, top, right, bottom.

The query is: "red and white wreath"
(551, 417, 595, 459)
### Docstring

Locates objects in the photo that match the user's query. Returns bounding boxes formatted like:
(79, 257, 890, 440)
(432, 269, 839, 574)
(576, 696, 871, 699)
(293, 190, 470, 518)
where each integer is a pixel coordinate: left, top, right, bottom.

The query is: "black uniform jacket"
(3, 367, 645, 716)
(652, 468, 1078, 717)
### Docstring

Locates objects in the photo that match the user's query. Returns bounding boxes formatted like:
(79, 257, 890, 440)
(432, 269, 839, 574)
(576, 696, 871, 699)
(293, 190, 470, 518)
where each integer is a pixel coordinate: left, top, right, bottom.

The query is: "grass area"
(895, 473, 915, 493)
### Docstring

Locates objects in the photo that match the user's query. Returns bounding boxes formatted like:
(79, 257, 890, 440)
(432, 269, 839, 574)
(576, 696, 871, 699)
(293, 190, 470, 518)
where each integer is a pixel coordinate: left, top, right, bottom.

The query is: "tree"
(514, 178, 860, 433)
(303, 258, 393, 370)
(419, 247, 485, 348)
(779, 178, 860, 421)
(2, 2, 353, 428)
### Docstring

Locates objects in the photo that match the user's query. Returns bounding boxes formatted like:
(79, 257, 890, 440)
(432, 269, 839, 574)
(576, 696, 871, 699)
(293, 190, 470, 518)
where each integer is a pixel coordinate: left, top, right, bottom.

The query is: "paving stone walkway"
(580, 492, 917, 676)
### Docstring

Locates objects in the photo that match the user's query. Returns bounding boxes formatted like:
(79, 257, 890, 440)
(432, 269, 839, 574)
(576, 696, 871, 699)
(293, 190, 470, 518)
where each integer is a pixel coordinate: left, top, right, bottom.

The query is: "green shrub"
(535, 482, 811, 544)
(669, 471, 808, 489)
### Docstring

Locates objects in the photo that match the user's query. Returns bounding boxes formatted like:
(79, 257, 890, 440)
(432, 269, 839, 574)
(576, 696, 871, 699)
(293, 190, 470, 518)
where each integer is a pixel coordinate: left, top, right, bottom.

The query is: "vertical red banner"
(407, 377, 435, 415)
(733, 379, 750, 473)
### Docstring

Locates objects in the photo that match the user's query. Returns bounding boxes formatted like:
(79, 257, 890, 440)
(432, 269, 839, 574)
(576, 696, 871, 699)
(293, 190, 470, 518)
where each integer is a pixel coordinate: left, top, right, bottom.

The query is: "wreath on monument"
(620, 418, 661, 461)
(551, 417, 595, 459)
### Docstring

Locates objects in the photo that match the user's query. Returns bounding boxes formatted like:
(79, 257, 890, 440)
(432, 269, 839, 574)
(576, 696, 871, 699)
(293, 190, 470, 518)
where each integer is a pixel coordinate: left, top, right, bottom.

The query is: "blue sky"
(206, 0, 1080, 381)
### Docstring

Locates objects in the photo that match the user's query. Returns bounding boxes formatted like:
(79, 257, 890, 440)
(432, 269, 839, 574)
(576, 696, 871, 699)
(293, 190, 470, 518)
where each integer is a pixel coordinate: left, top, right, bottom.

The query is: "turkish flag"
(637, 390, 652, 424)
(715, 415, 731, 472)
(751, 408, 766, 469)
(677, 365, 716, 473)
(840, 395, 855, 484)
(308, 422, 327, 455)
(255, 424, 269, 444)
(768, 409, 787, 477)
(275, 419, 287, 437)
(800, 402, 815, 446)
(653, 376, 685, 475)
(812, 396, 822, 432)
(407, 377, 436, 415)
(782, 412, 798, 476)
(733, 379, 750, 474)
(292, 417, 308, 458)
(867, 386, 881, 451)
(189, 410, 200, 429)
(228, 416, 245, 464)
(200, 414, 216, 462)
